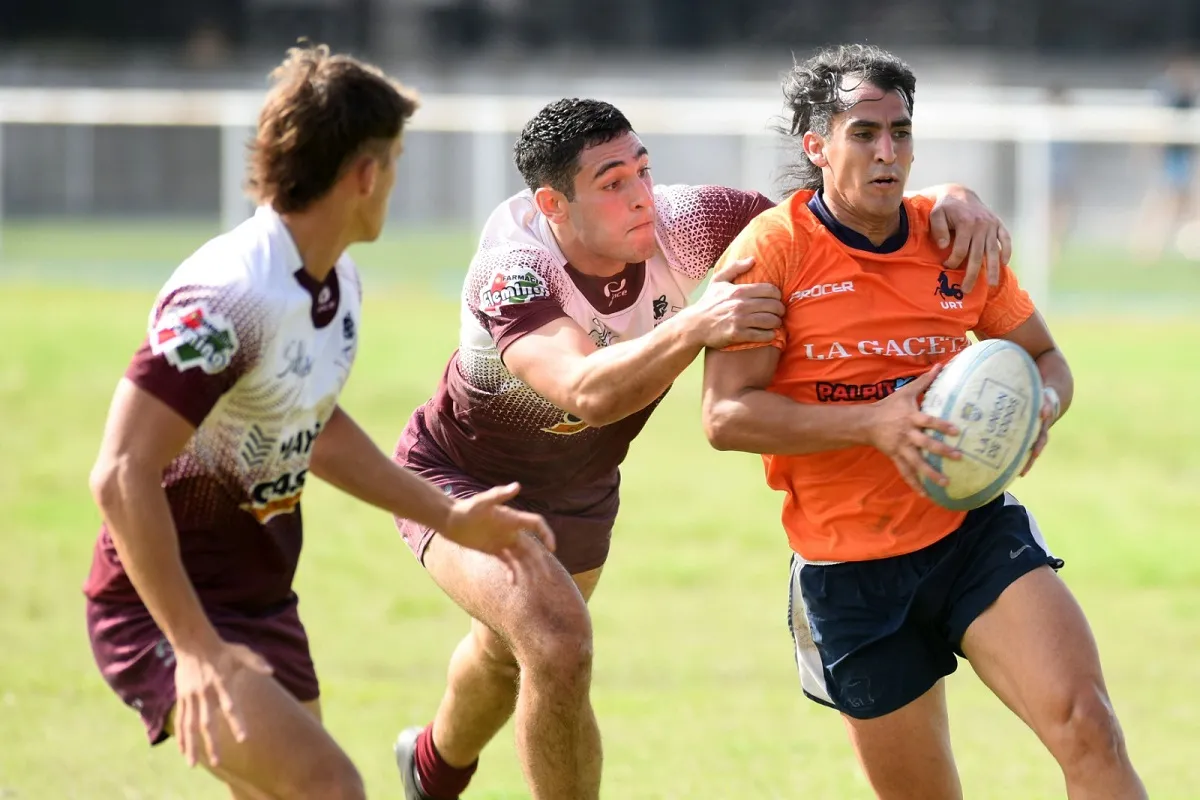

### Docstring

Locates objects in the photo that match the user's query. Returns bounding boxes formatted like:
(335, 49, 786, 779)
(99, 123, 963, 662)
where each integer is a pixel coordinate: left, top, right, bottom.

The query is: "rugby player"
(702, 44, 1146, 800)
(84, 44, 553, 800)
(391, 96, 1014, 800)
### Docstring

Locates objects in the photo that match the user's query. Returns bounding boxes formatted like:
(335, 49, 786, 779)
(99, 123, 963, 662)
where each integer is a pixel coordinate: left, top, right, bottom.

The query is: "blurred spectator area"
(1, 0, 1199, 61)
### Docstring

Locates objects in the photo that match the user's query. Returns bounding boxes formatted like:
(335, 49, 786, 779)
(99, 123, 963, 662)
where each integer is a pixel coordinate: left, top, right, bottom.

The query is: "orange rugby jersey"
(720, 191, 1035, 562)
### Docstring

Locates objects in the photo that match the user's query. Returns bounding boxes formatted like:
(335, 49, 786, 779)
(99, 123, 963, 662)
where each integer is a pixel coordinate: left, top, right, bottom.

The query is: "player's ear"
(802, 131, 828, 169)
(533, 186, 569, 224)
(354, 154, 380, 198)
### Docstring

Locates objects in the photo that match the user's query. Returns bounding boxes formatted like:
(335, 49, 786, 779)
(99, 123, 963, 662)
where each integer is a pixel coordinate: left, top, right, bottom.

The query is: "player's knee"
(515, 604, 594, 690)
(1044, 684, 1126, 769)
(471, 625, 520, 683)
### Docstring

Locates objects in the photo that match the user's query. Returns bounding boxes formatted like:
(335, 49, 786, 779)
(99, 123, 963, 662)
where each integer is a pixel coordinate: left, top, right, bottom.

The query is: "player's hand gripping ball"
(919, 339, 1043, 510)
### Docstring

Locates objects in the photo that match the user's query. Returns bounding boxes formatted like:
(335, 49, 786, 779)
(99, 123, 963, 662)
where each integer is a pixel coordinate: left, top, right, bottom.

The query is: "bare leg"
(839, 680, 963, 800)
(962, 566, 1146, 800)
(423, 534, 604, 799)
(165, 678, 362, 800)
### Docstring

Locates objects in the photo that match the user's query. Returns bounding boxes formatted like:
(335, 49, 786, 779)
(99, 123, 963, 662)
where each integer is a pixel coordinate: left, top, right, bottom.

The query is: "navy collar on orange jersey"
(808, 191, 908, 254)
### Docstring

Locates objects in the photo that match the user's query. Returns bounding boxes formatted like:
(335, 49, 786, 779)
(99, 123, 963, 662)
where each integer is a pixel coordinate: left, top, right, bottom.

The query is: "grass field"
(1, 224, 1199, 799)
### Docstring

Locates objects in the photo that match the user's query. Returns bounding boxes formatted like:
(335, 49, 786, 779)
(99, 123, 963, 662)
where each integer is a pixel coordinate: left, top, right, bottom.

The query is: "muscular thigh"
(167, 697, 322, 734)
(960, 565, 1106, 736)
(163, 670, 352, 799)
(425, 533, 602, 656)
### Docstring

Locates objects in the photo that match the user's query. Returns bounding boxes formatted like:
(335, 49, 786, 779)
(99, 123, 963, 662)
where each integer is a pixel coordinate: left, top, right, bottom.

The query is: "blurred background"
(2, 0, 1200, 309)
(2, 3, 1199, 798)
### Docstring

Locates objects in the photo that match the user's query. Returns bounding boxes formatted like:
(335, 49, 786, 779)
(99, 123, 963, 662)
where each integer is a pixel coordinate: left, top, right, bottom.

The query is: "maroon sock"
(414, 723, 478, 800)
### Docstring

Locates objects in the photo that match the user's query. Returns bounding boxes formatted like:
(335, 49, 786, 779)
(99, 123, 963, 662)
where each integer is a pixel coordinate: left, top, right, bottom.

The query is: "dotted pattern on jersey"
(449, 187, 766, 439)
(150, 265, 355, 521)
(456, 242, 590, 435)
(152, 281, 272, 508)
(654, 183, 770, 281)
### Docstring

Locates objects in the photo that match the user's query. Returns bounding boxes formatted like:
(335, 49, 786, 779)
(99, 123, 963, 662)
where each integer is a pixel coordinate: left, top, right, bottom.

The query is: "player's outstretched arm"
(910, 183, 1012, 292)
(90, 379, 273, 768)
(503, 258, 784, 428)
(309, 407, 555, 583)
(702, 348, 964, 495)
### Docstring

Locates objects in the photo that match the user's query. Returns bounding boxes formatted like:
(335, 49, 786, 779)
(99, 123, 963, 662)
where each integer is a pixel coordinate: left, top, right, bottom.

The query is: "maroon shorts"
(393, 417, 619, 576)
(85, 595, 320, 745)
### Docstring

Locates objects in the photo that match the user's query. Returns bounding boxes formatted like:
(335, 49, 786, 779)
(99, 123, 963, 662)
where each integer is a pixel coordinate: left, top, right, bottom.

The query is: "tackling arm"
(500, 312, 706, 429)
(502, 259, 783, 429)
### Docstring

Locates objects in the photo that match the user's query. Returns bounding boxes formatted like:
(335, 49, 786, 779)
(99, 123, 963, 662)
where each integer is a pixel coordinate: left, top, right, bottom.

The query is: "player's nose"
(875, 136, 897, 163)
(629, 178, 653, 209)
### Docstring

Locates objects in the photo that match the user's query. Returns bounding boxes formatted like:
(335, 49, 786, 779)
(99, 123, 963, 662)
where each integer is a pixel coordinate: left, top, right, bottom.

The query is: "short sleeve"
(125, 281, 263, 427)
(715, 209, 799, 352)
(653, 184, 777, 281)
(465, 245, 571, 355)
(974, 264, 1036, 340)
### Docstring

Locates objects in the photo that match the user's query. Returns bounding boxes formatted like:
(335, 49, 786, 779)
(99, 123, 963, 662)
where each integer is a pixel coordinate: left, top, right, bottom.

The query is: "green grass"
(0, 224, 1198, 797)
(3, 218, 1200, 311)
(1, 280, 1198, 799)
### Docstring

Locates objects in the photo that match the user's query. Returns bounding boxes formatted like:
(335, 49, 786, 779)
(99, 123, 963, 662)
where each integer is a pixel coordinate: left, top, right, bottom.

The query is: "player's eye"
(894, 129, 912, 139)
(853, 131, 873, 141)
(604, 179, 622, 190)
(638, 166, 652, 178)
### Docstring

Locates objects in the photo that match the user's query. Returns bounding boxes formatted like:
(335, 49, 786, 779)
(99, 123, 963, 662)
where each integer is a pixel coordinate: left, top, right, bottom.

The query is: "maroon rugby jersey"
(398, 184, 773, 509)
(85, 206, 362, 613)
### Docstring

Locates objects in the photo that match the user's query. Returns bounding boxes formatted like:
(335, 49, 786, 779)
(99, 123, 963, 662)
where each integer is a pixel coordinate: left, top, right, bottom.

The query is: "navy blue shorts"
(787, 494, 1063, 720)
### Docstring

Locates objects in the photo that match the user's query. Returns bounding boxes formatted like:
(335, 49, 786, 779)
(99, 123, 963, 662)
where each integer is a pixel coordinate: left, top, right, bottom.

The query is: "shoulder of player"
(902, 194, 938, 227)
(735, 190, 818, 250)
(652, 182, 771, 223)
(466, 239, 570, 310)
(165, 238, 259, 300)
(152, 229, 280, 336)
(896, 196, 949, 259)
(471, 238, 561, 276)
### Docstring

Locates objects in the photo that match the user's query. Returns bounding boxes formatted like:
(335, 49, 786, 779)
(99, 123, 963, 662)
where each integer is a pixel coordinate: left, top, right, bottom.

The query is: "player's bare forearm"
(309, 406, 453, 531)
(1036, 348, 1073, 420)
(90, 459, 219, 654)
(702, 347, 876, 455)
(564, 311, 704, 426)
(704, 385, 876, 455)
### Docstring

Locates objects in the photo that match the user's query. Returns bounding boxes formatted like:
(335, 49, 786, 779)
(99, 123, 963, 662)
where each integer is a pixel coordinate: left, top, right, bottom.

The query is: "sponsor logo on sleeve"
(478, 266, 551, 317)
(150, 303, 239, 374)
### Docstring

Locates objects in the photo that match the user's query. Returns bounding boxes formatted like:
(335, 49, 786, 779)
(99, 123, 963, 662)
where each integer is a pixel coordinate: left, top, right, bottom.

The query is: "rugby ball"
(919, 339, 1043, 510)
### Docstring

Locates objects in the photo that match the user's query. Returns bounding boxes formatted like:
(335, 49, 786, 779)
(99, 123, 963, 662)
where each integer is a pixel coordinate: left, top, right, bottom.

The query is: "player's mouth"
(629, 220, 655, 233)
(869, 176, 899, 187)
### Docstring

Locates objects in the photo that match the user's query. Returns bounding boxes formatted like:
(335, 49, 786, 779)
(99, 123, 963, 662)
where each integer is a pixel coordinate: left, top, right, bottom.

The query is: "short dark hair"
(778, 44, 916, 194)
(513, 98, 634, 199)
(247, 42, 420, 213)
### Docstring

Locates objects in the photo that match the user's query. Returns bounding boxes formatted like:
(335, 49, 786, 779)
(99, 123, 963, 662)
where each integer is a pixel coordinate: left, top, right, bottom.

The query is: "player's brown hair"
(247, 42, 420, 212)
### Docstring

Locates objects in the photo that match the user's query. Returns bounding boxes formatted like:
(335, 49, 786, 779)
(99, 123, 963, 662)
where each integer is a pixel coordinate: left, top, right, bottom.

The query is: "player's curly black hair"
(513, 98, 634, 199)
(777, 44, 916, 195)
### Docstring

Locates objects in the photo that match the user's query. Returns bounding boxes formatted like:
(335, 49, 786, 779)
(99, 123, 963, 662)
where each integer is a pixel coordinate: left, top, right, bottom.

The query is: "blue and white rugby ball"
(920, 339, 1042, 510)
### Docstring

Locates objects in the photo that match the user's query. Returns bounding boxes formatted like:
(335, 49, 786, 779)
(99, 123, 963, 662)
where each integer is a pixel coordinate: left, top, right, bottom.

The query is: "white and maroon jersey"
(409, 184, 773, 508)
(85, 205, 362, 612)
